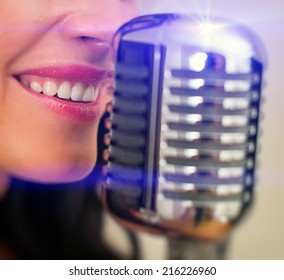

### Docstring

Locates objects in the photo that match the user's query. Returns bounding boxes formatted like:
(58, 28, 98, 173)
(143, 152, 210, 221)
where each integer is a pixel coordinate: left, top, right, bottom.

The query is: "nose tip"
(59, 12, 122, 65)
(59, 13, 121, 43)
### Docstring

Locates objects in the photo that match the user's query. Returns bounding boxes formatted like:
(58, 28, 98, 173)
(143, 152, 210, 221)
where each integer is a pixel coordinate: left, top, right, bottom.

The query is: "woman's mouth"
(14, 65, 114, 122)
(19, 74, 100, 103)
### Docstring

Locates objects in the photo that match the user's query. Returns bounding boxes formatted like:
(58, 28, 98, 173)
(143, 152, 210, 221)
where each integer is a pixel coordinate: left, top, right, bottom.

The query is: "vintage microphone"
(102, 14, 265, 247)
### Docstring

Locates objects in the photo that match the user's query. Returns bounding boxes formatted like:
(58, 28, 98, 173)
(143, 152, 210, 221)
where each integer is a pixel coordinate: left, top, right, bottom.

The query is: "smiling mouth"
(14, 65, 114, 105)
(16, 74, 103, 103)
(12, 66, 114, 121)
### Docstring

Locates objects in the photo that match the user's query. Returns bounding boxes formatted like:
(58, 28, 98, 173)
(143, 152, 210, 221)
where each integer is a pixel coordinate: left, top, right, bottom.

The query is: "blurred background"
(103, 0, 284, 259)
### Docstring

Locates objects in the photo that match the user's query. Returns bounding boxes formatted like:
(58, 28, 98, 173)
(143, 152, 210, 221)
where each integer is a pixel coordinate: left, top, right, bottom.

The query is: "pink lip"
(15, 65, 114, 122)
(19, 65, 114, 84)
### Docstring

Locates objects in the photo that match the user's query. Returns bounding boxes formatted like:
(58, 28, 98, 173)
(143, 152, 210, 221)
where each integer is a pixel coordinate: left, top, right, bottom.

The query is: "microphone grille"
(159, 52, 262, 202)
(107, 41, 158, 206)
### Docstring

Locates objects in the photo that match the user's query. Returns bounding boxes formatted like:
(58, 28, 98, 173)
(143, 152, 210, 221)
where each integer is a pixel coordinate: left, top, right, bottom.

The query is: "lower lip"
(19, 81, 100, 122)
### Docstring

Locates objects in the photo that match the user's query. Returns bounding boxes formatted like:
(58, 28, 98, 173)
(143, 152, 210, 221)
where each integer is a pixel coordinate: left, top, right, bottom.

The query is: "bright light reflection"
(199, 22, 217, 36)
(189, 52, 208, 71)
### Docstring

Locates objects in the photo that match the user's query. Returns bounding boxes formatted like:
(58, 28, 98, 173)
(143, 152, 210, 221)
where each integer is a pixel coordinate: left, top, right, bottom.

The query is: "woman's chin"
(11, 162, 96, 184)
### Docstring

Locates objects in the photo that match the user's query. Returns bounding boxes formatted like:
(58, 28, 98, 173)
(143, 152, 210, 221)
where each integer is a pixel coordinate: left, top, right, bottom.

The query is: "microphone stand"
(167, 236, 231, 260)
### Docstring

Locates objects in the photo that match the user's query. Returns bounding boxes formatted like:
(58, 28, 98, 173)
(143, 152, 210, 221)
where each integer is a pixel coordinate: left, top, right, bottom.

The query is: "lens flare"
(199, 22, 217, 36)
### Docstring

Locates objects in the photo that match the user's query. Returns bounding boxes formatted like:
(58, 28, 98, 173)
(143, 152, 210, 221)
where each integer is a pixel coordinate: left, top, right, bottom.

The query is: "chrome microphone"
(102, 14, 265, 241)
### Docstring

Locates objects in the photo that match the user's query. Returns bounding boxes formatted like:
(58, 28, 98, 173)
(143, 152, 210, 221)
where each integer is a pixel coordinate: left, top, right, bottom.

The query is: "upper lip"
(14, 65, 114, 85)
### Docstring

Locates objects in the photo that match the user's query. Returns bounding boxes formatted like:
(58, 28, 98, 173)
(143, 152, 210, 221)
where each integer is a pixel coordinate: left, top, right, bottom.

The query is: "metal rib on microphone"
(103, 14, 266, 240)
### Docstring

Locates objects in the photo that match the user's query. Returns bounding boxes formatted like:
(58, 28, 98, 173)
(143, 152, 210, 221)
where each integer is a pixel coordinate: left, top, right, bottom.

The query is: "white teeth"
(26, 78, 100, 102)
(43, 81, 57, 96)
(30, 81, 42, 93)
(71, 82, 84, 101)
(82, 85, 98, 102)
(57, 81, 72, 100)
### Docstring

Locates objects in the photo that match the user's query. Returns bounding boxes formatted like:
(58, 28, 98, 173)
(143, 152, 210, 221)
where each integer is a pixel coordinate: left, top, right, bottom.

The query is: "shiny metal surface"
(104, 14, 265, 240)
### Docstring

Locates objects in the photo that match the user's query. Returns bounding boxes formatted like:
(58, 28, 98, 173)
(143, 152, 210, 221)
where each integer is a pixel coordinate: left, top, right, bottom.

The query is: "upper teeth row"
(27, 80, 99, 102)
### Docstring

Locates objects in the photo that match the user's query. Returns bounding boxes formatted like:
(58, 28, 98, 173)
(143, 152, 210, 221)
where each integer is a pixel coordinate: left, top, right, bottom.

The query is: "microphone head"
(102, 14, 266, 241)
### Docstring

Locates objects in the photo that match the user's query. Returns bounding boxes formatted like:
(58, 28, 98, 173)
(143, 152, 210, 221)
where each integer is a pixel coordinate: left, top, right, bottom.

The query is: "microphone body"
(103, 14, 265, 240)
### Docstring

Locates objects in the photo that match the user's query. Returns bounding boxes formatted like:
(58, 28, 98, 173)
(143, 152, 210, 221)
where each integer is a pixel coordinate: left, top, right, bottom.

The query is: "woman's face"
(0, 0, 139, 183)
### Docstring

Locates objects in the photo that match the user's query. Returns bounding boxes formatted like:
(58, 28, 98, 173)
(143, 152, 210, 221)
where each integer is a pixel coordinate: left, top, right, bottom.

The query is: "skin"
(0, 0, 139, 190)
